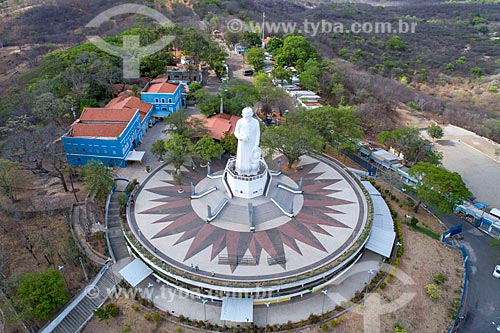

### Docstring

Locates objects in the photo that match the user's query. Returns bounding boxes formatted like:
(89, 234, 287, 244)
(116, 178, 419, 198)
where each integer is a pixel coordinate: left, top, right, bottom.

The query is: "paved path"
(137, 250, 383, 326)
(440, 213, 500, 332)
(422, 125, 500, 208)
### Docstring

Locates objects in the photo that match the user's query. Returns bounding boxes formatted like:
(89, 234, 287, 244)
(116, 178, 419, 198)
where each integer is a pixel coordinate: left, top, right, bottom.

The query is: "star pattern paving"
(138, 158, 355, 272)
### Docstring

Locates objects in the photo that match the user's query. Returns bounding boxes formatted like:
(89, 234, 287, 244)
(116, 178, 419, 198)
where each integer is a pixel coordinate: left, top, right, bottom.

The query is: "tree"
(378, 127, 441, 165)
(3, 124, 70, 192)
(223, 84, 260, 116)
(81, 160, 114, 202)
(192, 136, 223, 163)
(240, 31, 261, 48)
(151, 140, 167, 161)
(220, 132, 237, 155)
(163, 109, 207, 138)
(253, 73, 277, 115)
(188, 82, 203, 98)
(0, 159, 21, 202)
(271, 66, 292, 83)
(274, 35, 317, 68)
(385, 35, 405, 50)
(164, 134, 193, 171)
(266, 36, 283, 54)
(296, 105, 363, 150)
(299, 71, 320, 92)
(245, 47, 264, 71)
(12, 268, 70, 322)
(409, 162, 472, 215)
(261, 124, 323, 169)
(495, 148, 500, 160)
(427, 124, 444, 142)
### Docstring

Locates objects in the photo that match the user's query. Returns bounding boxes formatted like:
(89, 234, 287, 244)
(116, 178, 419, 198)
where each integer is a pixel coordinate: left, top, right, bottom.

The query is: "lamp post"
(265, 302, 271, 331)
(201, 298, 208, 333)
(321, 289, 328, 324)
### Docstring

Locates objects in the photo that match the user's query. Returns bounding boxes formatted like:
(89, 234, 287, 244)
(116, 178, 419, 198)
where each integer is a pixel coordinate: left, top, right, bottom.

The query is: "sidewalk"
(132, 251, 382, 326)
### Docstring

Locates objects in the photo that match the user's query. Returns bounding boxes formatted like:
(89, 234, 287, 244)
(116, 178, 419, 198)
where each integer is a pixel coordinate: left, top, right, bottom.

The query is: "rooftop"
(106, 96, 152, 121)
(143, 79, 180, 94)
(191, 113, 241, 140)
(80, 108, 137, 123)
(71, 122, 127, 138)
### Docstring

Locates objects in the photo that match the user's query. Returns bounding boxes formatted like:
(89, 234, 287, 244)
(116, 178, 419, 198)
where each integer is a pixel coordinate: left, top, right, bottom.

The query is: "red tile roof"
(191, 114, 241, 140)
(143, 79, 179, 94)
(106, 96, 152, 121)
(71, 123, 126, 138)
(80, 108, 137, 122)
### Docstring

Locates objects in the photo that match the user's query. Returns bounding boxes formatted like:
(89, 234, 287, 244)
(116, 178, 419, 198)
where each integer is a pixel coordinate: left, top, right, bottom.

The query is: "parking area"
(428, 125, 500, 208)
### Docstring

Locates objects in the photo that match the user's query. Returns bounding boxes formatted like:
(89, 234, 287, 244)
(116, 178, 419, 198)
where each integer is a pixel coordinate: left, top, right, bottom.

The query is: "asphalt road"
(439, 213, 500, 333)
(347, 155, 500, 332)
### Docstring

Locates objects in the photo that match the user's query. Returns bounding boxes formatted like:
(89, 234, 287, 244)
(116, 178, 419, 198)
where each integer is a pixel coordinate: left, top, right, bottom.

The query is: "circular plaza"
(125, 154, 370, 300)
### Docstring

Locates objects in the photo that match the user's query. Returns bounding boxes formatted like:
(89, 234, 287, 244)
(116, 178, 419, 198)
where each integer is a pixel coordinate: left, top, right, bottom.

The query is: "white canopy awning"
(220, 297, 253, 323)
(125, 150, 145, 162)
(118, 258, 153, 287)
(362, 181, 396, 258)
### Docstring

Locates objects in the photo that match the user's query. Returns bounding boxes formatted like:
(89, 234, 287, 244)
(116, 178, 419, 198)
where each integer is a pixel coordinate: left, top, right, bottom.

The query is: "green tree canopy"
(274, 35, 317, 68)
(296, 105, 363, 149)
(298, 71, 320, 92)
(245, 47, 264, 71)
(150, 139, 168, 161)
(163, 109, 207, 138)
(164, 134, 193, 170)
(409, 162, 472, 215)
(271, 66, 292, 82)
(266, 36, 283, 55)
(220, 132, 238, 155)
(12, 268, 70, 322)
(261, 123, 323, 168)
(82, 160, 114, 202)
(192, 136, 224, 163)
(378, 127, 442, 165)
(241, 31, 262, 48)
(427, 124, 444, 141)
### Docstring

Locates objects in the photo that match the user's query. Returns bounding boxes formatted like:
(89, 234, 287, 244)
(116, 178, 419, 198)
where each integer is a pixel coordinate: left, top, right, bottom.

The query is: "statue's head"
(242, 107, 253, 119)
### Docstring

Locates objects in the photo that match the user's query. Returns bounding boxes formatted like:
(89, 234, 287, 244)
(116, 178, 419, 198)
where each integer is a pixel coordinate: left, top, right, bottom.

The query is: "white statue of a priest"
(234, 107, 261, 175)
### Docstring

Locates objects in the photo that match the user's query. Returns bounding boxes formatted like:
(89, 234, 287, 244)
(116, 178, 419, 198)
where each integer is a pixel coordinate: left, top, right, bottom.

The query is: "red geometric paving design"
(139, 161, 354, 272)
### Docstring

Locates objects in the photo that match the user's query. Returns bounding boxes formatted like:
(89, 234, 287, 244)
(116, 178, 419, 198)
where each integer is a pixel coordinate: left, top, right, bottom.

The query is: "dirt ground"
(82, 182, 464, 333)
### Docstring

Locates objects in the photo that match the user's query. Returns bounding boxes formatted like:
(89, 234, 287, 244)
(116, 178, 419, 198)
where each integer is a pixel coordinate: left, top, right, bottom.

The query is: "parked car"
(493, 265, 500, 278)
(243, 68, 254, 76)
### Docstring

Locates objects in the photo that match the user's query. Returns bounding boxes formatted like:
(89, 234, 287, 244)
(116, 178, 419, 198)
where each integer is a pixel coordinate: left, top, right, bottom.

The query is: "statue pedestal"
(224, 158, 270, 199)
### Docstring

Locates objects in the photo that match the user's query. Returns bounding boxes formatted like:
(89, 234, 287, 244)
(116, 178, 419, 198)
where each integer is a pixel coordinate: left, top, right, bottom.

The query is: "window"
(88, 148, 93, 153)
(161, 98, 165, 103)
(168, 98, 172, 103)
(82, 148, 86, 152)
(96, 149, 100, 154)
(112, 151, 116, 155)
(103, 150, 108, 154)
(162, 107, 167, 111)
(155, 98, 159, 103)
(75, 147, 79, 152)
(77, 158, 81, 162)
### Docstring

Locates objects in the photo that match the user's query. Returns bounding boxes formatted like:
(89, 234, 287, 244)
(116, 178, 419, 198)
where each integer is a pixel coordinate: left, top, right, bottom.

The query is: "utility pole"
(261, 12, 266, 49)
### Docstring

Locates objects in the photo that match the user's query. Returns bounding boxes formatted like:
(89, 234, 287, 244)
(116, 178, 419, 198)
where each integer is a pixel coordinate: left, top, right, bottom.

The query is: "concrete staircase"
(40, 268, 117, 333)
(107, 193, 129, 261)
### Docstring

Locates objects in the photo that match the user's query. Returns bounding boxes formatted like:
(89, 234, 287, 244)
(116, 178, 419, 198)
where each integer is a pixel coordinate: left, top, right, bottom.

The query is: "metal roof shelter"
(125, 150, 145, 162)
(220, 297, 254, 323)
(362, 181, 396, 258)
(118, 258, 153, 287)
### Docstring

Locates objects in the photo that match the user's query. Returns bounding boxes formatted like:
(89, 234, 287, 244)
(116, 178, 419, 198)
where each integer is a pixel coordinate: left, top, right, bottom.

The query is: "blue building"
(62, 108, 143, 167)
(106, 96, 153, 142)
(141, 78, 183, 117)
